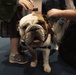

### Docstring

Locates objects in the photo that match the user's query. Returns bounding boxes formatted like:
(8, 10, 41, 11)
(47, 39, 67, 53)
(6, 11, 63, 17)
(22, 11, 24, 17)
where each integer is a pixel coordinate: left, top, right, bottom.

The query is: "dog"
(18, 12, 51, 73)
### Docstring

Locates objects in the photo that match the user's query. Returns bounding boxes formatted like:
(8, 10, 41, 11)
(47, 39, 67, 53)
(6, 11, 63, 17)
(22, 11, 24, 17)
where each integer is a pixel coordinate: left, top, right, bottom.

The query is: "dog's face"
(18, 12, 48, 46)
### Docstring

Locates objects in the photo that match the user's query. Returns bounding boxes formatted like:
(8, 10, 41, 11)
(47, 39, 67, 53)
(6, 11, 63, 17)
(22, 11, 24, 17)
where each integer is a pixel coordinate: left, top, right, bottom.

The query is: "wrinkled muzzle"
(25, 24, 46, 45)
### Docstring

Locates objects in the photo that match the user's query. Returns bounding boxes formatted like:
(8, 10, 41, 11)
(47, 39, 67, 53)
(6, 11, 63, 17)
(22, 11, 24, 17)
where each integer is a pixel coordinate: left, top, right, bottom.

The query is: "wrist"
(58, 10, 64, 18)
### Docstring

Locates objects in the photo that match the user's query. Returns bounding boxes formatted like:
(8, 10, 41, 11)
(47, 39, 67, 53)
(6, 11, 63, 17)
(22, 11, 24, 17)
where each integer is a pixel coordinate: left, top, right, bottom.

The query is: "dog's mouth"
(33, 40, 40, 43)
(33, 36, 41, 43)
(25, 24, 46, 44)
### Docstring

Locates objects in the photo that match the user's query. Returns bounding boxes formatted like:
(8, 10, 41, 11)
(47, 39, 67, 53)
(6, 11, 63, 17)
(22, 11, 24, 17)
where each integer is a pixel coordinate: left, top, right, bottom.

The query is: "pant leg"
(59, 21, 76, 69)
(9, 6, 22, 38)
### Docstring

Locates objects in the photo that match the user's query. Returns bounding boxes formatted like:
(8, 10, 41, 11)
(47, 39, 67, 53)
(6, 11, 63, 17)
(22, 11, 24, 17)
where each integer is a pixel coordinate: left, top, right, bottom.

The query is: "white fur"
(19, 13, 38, 27)
(18, 13, 39, 39)
(32, 34, 51, 73)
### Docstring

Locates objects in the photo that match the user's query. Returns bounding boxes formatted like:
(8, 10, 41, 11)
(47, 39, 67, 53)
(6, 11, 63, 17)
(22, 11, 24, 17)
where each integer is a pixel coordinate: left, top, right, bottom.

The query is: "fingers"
(20, 2, 28, 10)
(47, 9, 62, 18)
(18, 0, 34, 10)
(30, 0, 34, 4)
(47, 10, 52, 18)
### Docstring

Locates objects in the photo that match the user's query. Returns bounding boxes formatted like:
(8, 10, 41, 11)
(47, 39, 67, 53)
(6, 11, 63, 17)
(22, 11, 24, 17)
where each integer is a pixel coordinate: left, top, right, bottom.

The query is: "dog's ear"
(42, 14, 48, 23)
(42, 14, 54, 34)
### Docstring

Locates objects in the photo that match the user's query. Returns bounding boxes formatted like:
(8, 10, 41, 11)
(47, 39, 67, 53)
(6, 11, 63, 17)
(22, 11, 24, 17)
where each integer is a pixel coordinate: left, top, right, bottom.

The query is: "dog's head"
(18, 12, 49, 46)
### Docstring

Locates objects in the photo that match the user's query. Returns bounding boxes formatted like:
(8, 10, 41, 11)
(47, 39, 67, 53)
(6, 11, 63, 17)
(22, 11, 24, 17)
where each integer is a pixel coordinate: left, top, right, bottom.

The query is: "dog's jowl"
(18, 12, 51, 73)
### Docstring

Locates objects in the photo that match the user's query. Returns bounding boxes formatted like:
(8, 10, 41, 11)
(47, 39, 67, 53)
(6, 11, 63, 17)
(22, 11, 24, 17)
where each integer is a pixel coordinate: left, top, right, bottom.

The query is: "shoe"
(9, 52, 29, 64)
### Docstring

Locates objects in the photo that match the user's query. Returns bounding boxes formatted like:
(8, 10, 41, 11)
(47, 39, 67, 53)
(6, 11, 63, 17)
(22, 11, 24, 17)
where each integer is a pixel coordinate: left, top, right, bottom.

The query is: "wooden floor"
(0, 37, 76, 75)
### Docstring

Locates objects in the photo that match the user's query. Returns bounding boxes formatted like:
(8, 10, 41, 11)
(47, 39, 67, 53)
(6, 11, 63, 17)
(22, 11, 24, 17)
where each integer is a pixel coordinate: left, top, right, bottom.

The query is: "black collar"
(20, 41, 51, 49)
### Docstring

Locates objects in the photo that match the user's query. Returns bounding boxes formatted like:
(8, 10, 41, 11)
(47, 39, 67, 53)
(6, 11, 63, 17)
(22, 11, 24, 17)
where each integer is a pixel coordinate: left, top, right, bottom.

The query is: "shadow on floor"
(1, 51, 76, 75)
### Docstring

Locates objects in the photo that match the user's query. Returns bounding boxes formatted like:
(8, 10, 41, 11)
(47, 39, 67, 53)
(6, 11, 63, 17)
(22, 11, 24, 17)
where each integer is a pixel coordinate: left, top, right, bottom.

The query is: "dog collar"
(33, 46, 51, 49)
(21, 41, 51, 49)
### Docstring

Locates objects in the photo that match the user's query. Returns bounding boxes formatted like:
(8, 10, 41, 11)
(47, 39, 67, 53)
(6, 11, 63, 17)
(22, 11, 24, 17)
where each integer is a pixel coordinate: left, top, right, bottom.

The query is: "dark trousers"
(59, 21, 76, 69)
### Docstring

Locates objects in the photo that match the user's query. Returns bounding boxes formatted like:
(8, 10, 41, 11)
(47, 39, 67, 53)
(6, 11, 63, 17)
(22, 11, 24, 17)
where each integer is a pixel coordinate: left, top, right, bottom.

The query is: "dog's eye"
(22, 26, 27, 29)
(37, 20, 47, 30)
(37, 20, 44, 25)
(22, 23, 30, 29)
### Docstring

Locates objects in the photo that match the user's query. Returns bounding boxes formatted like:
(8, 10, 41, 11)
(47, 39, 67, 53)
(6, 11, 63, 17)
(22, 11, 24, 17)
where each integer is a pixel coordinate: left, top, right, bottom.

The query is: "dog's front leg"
(43, 48, 51, 73)
(25, 44, 37, 67)
(30, 50, 37, 68)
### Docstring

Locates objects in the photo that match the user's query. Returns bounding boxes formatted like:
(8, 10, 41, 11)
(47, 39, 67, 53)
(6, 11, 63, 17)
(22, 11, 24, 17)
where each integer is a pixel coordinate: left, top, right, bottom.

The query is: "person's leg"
(58, 21, 76, 69)
(9, 6, 29, 64)
(10, 38, 19, 53)
(9, 37, 29, 64)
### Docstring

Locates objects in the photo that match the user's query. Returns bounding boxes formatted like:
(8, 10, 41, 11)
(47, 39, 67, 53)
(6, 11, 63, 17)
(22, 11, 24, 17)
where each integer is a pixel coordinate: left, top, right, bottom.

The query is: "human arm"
(47, 8, 76, 21)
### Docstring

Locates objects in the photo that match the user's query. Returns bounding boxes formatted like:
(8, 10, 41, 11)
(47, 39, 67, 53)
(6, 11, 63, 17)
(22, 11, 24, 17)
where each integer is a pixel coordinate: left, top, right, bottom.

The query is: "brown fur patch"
(32, 12, 50, 33)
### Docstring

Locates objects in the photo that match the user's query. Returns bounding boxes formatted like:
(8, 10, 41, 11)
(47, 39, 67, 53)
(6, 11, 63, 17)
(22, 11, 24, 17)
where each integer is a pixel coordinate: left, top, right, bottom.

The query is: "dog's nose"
(30, 28, 39, 32)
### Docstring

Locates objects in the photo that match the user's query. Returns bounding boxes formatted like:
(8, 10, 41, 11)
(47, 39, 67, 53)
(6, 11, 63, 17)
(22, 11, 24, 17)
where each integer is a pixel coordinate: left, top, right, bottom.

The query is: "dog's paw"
(43, 64, 51, 73)
(54, 44, 59, 50)
(30, 60, 37, 67)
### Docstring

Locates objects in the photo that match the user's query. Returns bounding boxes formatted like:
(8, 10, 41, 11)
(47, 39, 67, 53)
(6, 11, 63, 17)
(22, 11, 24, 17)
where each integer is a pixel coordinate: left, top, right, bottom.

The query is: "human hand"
(18, 0, 34, 10)
(47, 9, 63, 18)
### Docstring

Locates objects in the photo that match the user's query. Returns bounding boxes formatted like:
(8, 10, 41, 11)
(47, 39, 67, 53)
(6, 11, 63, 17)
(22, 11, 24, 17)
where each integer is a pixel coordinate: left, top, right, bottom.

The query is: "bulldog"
(18, 12, 51, 73)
